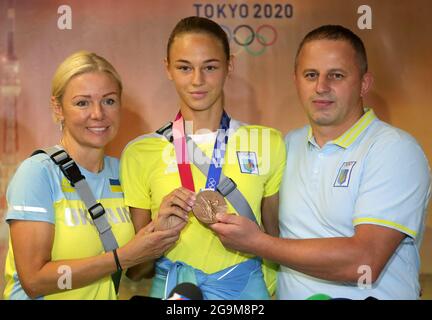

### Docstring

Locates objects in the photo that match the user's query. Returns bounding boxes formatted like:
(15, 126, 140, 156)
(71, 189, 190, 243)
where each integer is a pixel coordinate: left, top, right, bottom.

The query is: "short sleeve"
(120, 142, 151, 209)
(263, 129, 287, 197)
(353, 137, 431, 240)
(6, 157, 55, 224)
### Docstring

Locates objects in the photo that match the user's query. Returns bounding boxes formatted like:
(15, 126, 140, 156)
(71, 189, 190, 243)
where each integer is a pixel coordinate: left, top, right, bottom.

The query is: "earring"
(59, 120, 64, 131)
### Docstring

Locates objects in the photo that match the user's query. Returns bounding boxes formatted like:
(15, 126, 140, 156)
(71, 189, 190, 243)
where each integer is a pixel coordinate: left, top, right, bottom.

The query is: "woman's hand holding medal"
(155, 186, 231, 231)
(154, 187, 196, 231)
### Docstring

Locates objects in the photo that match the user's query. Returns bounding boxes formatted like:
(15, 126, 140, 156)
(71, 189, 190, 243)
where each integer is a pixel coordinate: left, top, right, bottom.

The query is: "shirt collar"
(307, 108, 377, 149)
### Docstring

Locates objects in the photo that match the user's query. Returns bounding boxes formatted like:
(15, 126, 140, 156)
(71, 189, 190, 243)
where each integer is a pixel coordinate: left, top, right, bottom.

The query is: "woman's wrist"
(112, 249, 122, 272)
(114, 246, 131, 270)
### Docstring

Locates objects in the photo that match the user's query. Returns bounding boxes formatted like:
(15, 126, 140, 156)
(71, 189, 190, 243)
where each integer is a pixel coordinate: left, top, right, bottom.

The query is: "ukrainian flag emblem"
(109, 179, 123, 193)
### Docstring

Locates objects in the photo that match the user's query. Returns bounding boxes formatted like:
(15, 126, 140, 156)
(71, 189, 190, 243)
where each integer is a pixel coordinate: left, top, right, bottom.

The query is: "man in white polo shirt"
(210, 25, 431, 299)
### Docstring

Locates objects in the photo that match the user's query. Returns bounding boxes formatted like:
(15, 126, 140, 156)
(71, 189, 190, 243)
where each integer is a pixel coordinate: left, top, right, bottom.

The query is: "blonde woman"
(3, 51, 190, 300)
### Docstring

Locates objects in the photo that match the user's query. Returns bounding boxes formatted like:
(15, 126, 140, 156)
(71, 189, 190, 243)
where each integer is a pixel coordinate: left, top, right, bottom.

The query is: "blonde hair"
(51, 50, 123, 105)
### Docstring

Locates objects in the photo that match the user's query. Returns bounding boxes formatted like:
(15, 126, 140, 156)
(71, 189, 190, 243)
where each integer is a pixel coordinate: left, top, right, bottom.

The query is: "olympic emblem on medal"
(220, 24, 278, 56)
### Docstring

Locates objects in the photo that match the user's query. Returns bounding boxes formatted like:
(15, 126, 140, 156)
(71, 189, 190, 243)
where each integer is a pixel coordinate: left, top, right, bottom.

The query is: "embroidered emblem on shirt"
(109, 178, 123, 193)
(237, 151, 259, 175)
(334, 161, 356, 187)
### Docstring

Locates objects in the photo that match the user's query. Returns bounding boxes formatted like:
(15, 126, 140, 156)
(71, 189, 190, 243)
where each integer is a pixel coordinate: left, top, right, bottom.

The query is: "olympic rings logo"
(220, 24, 278, 57)
(207, 178, 217, 189)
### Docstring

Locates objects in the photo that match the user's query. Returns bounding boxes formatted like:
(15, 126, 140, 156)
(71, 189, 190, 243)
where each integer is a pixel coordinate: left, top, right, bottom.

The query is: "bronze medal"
(192, 190, 227, 224)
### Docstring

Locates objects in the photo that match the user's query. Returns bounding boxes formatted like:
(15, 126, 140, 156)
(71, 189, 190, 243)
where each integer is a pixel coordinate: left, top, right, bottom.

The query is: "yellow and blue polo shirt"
(3, 154, 135, 300)
(120, 118, 286, 293)
(278, 109, 431, 299)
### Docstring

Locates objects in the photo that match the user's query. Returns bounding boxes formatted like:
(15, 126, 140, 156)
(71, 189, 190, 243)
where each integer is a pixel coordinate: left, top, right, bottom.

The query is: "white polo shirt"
(278, 109, 431, 300)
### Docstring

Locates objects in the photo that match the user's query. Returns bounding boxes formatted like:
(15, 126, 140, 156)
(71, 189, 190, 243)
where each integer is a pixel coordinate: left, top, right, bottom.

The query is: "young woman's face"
(56, 71, 121, 151)
(166, 32, 232, 113)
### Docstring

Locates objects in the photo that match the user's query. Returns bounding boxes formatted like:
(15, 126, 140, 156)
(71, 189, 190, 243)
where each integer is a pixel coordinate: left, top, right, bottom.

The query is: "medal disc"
(192, 190, 227, 224)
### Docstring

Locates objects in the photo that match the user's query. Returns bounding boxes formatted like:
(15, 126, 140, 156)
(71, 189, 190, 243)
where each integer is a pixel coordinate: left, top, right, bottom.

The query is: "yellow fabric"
(333, 108, 376, 148)
(61, 177, 75, 193)
(353, 217, 417, 238)
(120, 123, 286, 293)
(308, 108, 377, 148)
(4, 198, 134, 300)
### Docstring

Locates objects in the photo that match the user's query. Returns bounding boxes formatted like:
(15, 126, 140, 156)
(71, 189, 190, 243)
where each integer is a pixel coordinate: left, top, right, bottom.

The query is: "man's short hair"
(295, 25, 368, 75)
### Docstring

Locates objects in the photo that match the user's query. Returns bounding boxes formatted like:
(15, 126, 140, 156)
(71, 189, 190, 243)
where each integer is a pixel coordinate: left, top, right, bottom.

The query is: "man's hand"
(210, 213, 264, 254)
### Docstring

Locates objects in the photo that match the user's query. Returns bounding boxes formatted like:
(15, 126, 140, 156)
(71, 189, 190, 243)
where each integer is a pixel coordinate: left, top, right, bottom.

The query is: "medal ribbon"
(172, 111, 231, 192)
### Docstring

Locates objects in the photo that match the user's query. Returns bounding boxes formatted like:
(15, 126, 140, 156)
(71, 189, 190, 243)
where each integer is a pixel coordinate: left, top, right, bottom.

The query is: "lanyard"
(172, 111, 231, 192)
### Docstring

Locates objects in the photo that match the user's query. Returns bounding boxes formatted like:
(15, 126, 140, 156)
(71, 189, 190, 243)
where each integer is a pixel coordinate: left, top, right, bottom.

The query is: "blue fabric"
(151, 257, 270, 300)
(205, 111, 230, 190)
(5, 153, 123, 224)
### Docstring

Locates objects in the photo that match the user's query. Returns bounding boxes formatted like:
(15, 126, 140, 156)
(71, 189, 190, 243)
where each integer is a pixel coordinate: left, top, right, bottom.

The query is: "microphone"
(167, 282, 203, 300)
(130, 295, 160, 300)
(306, 293, 377, 300)
(306, 293, 332, 300)
(129, 282, 203, 300)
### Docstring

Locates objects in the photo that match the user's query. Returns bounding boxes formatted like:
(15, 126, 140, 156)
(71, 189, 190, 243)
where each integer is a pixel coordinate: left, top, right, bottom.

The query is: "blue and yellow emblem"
(109, 178, 123, 193)
(334, 161, 356, 187)
(237, 151, 259, 175)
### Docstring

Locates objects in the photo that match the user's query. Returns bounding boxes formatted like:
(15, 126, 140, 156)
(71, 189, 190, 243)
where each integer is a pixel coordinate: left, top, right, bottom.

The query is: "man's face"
(295, 39, 372, 131)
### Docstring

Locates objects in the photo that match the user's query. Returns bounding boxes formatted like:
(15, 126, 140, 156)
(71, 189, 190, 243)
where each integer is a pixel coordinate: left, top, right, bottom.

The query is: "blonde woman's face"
(57, 71, 121, 150)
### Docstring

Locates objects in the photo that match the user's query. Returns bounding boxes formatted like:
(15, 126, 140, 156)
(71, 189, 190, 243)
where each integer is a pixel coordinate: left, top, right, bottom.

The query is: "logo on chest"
(334, 161, 356, 187)
(109, 178, 123, 193)
(237, 151, 259, 175)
